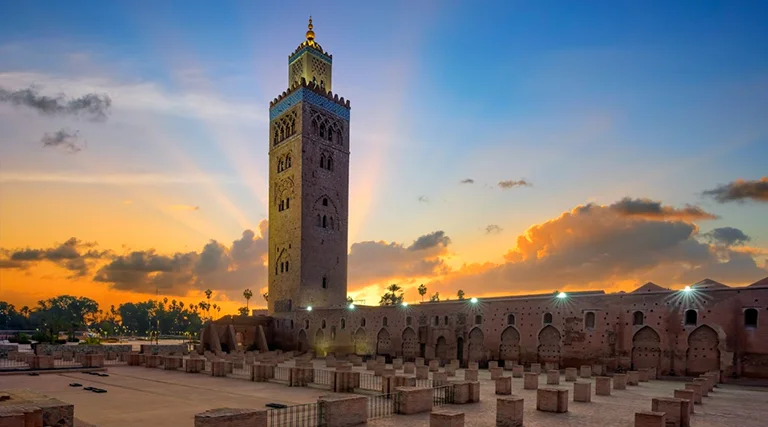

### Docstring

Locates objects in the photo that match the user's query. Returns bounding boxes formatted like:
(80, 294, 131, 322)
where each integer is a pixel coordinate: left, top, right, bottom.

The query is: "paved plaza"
(3, 359, 768, 427)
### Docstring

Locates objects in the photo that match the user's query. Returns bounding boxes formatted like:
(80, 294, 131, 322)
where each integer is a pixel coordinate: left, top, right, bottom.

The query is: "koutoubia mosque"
(212, 19, 768, 379)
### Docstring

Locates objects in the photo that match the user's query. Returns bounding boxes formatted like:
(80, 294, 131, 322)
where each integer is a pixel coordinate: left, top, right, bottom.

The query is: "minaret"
(267, 18, 351, 314)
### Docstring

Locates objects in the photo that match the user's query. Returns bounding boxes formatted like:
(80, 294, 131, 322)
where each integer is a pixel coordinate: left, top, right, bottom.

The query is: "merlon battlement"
(270, 78, 350, 109)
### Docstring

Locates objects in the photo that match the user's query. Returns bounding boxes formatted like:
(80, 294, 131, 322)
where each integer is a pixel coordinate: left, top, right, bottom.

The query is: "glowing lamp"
(683, 286, 692, 292)
(470, 297, 478, 304)
(348, 303, 355, 309)
(307, 306, 313, 311)
(401, 302, 408, 307)
(557, 292, 567, 299)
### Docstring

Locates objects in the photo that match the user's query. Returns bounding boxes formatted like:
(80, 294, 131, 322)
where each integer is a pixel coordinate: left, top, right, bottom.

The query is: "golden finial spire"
(306, 16, 315, 45)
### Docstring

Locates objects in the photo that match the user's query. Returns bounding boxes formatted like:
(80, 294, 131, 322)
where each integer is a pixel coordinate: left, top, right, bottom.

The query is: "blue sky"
(0, 0, 767, 308)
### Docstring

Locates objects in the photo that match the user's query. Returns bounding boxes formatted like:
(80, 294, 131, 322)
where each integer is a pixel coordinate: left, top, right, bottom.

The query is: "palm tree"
(243, 289, 253, 312)
(418, 284, 427, 302)
(379, 284, 404, 306)
(457, 290, 465, 300)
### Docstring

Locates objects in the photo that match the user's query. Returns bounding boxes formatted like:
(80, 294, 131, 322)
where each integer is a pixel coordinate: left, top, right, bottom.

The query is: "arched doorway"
(499, 326, 521, 361)
(401, 327, 418, 361)
(537, 325, 561, 364)
(376, 328, 392, 356)
(456, 337, 464, 365)
(297, 329, 308, 353)
(686, 325, 720, 375)
(435, 336, 448, 362)
(631, 326, 661, 371)
(354, 327, 367, 355)
(468, 327, 484, 363)
(315, 329, 327, 357)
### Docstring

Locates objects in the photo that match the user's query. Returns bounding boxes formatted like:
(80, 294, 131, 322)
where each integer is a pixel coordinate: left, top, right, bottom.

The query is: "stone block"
(580, 365, 592, 378)
(404, 362, 415, 374)
(128, 352, 141, 366)
(635, 411, 666, 427)
(546, 370, 560, 385)
(638, 368, 649, 382)
(84, 354, 104, 368)
(592, 364, 604, 376)
(530, 363, 541, 374)
(574, 381, 591, 402)
(488, 361, 498, 370)
(318, 394, 368, 427)
(373, 363, 385, 377)
(336, 363, 352, 372)
(451, 381, 470, 404)
(595, 376, 611, 396)
(396, 387, 433, 415)
(496, 396, 524, 427)
(490, 367, 503, 380)
(416, 365, 430, 380)
(468, 381, 480, 403)
(536, 387, 568, 413)
(683, 383, 702, 404)
(692, 378, 708, 397)
(430, 409, 464, 427)
(565, 367, 578, 382)
(700, 374, 715, 392)
(544, 362, 559, 372)
(393, 358, 403, 370)
(429, 359, 440, 372)
(211, 360, 228, 377)
(383, 368, 396, 377)
(0, 405, 43, 427)
(648, 367, 657, 379)
(651, 397, 689, 427)
(464, 369, 478, 381)
(333, 371, 361, 393)
(289, 367, 312, 386)
(613, 374, 627, 389)
(326, 357, 337, 368)
(0, 409, 25, 426)
(450, 359, 460, 368)
(433, 372, 448, 386)
(628, 371, 640, 386)
(163, 356, 182, 370)
(145, 354, 162, 368)
(415, 357, 425, 367)
(445, 365, 456, 377)
(503, 360, 517, 371)
(194, 408, 267, 427)
(376, 356, 386, 364)
(251, 364, 274, 382)
(495, 376, 512, 395)
(512, 365, 524, 378)
(366, 359, 377, 371)
(524, 373, 538, 390)
(186, 358, 205, 373)
(674, 390, 695, 414)
(31, 355, 54, 370)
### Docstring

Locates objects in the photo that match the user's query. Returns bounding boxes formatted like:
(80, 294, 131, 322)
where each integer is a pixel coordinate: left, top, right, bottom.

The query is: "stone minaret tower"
(268, 18, 350, 314)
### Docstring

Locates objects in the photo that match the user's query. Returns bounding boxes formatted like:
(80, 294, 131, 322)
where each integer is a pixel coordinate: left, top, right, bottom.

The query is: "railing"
(0, 358, 31, 371)
(368, 393, 399, 419)
(54, 359, 85, 368)
(231, 362, 250, 378)
(267, 402, 320, 427)
(313, 368, 333, 386)
(432, 384, 455, 406)
(358, 372, 381, 391)
(415, 378, 433, 388)
(104, 358, 127, 366)
(274, 366, 290, 382)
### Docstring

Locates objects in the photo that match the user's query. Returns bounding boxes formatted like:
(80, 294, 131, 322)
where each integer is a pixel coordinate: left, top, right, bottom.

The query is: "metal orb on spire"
(306, 16, 315, 44)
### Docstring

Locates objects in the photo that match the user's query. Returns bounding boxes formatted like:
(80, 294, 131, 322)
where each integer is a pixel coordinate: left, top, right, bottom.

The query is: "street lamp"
(557, 292, 567, 299)
(307, 306, 313, 312)
(470, 297, 478, 304)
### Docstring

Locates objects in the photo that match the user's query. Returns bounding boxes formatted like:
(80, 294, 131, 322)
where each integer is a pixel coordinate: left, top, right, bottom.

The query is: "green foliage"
(430, 292, 440, 302)
(9, 332, 31, 344)
(237, 307, 249, 316)
(457, 290, 465, 300)
(346, 296, 354, 304)
(379, 284, 405, 306)
(79, 336, 102, 345)
(418, 284, 427, 301)
(31, 330, 53, 343)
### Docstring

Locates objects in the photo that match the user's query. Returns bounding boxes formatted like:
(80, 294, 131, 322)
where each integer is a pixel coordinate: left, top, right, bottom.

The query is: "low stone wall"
(0, 344, 18, 358)
(34, 344, 132, 356)
(140, 344, 187, 355)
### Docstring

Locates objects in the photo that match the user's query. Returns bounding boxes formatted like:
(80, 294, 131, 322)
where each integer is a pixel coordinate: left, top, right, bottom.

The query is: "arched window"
(320, 154, 325, 168)
(280, 261, 284, 273)
(322, 215, 327, 228)
(290, 320, 294, 329)
(320, 80, 325, 88)
(340, 318, 346, 330)
(382, 317, 388, 327)
(327, 127, 333, 142)
(507, 314, 515, 325)
(304, 319, 309, 329)
(434, 316, 439, 326)
(278, 159, 284, 172)
(327, 157, 333, 171)
(316, 215, 321, 227)
(406, 316, 412, 326)
(475, 315, 483, 325)
(633, 311, 644, 326)
(745, 308, 758, 328)
(444, 316, 449, 325)
(543, 313, 553, 324)
(275, 264, 278, 275)
(684, 309, 697, 326)
(585, 312, 595, 330)
(311, 119, 318, 135)
(285, 260, 289, 271)
(322, 276, 327, 288)
(273, 128, 279, 143)
(322, 198, 328, 206)
(361, 318, 366, 327)
(286, 198, 290, 209)
(319, 123, 326, 139)
(330, 217, 334, 229)
(330, 326, 336, 340)
(321, 319, 326, 329)
(286, 155, 292, 168)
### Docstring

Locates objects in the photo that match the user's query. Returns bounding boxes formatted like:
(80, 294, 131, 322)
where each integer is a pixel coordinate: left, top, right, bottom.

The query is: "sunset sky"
(1, 0, 767, 315)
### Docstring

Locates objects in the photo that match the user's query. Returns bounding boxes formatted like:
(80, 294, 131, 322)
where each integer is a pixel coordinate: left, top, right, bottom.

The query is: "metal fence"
(274, 366, 290, 382)
(313, 369, 333, 386)
(358, 372, 381, 391)
(415, 378, 433, 388)
(267, 403, 320, 427)
(432, 384, 455, 406)
(231, 362, 250, 378)
(368, 393, 399, 420)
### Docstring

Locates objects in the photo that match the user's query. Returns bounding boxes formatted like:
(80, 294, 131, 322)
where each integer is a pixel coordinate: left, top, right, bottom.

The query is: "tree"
(457, 290, 465, 300)
(346, 296, 354, 305)
(418, 284, 427, 302)
(263, 292, 269, 302)
(379, 284, 404, 306)
(237, 307, 249, 316)
(430, 292, 440, 302)
(243, 288, 253, 311)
